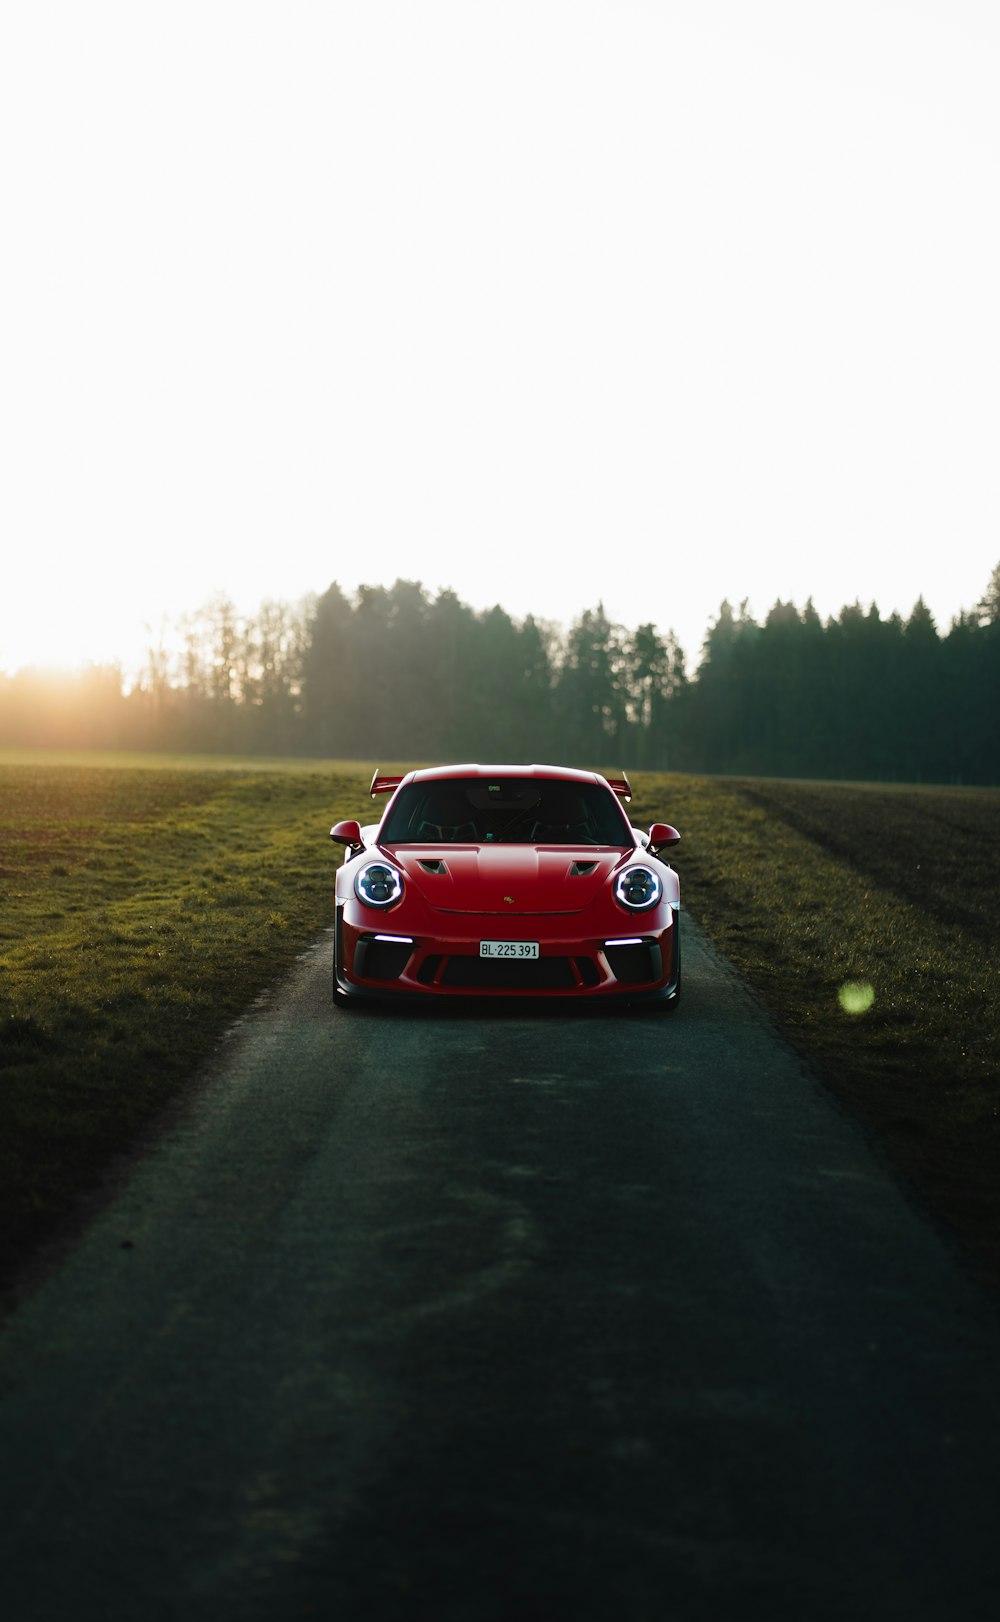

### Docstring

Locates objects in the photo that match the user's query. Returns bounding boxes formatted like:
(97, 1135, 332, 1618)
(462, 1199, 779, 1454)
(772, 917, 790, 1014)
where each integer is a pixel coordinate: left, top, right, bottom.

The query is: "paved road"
(2, 919, 999, 1621)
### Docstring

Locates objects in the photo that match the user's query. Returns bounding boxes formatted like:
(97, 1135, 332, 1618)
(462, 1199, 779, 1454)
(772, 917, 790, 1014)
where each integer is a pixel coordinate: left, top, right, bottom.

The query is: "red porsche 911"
(329, 764, 681, 1008)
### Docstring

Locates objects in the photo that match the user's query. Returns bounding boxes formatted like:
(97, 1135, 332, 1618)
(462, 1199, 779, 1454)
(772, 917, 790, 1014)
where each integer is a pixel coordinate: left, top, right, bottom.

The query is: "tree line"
(2, 567, 999, 783)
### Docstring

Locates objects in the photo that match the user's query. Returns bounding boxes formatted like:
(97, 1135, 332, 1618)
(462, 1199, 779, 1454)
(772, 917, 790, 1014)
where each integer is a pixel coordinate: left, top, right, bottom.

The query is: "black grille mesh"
(440, 956, 577, 990)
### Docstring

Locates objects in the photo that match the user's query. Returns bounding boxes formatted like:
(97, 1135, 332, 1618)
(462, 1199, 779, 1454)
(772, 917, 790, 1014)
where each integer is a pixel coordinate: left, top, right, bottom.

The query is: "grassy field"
(1, 752, 998, 1291)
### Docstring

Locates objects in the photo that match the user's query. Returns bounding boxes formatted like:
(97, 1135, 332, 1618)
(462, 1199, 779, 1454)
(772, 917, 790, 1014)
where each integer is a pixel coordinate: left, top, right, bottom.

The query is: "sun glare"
(0, 596, 150, 680)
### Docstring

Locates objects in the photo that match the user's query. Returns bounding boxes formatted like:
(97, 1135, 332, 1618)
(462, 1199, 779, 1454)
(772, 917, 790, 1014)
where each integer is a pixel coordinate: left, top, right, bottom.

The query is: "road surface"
(1, 918, 999, 1620)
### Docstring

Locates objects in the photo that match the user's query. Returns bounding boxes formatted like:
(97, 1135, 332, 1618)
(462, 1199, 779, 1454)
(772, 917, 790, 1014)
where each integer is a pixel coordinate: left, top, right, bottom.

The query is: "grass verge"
(0, 756, 376, 1289)
(631, 772, 1000, 1285)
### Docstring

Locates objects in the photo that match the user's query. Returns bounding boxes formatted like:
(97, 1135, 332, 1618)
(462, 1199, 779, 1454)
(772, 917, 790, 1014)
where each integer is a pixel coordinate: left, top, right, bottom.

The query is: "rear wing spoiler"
(370, 771, 405, 798)
(371, 767, 631, 801)
(605, 772, 633, 803)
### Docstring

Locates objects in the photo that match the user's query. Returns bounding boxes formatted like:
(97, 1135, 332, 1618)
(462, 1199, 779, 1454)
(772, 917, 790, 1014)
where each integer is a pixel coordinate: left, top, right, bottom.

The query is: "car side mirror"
(648, 822, 680, 852)
(330, 819, 363, 850)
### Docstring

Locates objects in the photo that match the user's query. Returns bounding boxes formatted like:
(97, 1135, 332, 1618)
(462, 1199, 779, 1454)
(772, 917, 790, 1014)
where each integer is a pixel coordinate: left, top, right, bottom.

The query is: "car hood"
(384, 845, 627, 914)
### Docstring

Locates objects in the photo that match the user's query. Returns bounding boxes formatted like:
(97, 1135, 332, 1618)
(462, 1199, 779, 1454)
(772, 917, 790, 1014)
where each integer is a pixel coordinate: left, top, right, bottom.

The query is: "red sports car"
(329, 764, 681, 1007)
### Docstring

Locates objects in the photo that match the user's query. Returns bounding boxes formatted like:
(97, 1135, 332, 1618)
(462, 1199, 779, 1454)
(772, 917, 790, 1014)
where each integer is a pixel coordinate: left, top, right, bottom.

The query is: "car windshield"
(379, 777, 633, 846)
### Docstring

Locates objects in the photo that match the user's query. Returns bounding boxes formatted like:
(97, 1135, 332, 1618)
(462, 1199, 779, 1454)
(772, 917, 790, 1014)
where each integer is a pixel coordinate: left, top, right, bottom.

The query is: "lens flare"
(839, 980, 875, 1015)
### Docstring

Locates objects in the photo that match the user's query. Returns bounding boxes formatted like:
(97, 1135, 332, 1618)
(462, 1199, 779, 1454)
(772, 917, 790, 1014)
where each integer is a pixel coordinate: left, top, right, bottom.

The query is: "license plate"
(479, 940, 539, 959)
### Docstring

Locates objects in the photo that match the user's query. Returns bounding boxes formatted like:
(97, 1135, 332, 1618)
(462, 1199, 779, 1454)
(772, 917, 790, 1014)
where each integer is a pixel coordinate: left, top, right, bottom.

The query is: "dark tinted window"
(380, 778, 632, 846)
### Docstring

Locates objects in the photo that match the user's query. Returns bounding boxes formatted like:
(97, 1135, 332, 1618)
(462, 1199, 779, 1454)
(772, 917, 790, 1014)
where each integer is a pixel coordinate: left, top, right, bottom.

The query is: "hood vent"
(570, 860, 599, 876)
(418, 859, 448, 875)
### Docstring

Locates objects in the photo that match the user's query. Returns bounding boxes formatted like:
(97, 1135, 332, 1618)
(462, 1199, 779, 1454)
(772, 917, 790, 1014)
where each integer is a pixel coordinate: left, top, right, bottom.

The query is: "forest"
(2, 566, 999, 784)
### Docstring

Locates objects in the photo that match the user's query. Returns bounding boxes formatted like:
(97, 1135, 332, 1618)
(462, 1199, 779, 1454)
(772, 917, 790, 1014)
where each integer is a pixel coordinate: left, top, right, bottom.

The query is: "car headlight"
(355, 861, 404, 909)
(614, 864, 663, 911)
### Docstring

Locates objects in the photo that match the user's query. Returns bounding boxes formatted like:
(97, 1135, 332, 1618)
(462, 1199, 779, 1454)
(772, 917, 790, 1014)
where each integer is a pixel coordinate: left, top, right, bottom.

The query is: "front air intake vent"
(570, 861, 598, 876)
(604, 940, 662, 986)
(354, 935, 413, 981)
(418, 859, 447, 874)
(417, 954, 443, 985)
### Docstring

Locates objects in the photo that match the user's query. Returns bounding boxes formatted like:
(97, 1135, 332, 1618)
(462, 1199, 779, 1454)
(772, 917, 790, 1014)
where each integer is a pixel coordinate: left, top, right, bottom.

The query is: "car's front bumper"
(334, 902, 680, 1004)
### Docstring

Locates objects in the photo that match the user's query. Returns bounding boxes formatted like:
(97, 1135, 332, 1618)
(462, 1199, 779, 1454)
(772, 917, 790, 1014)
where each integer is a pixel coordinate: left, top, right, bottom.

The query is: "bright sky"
(2, 1, 998, 677)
